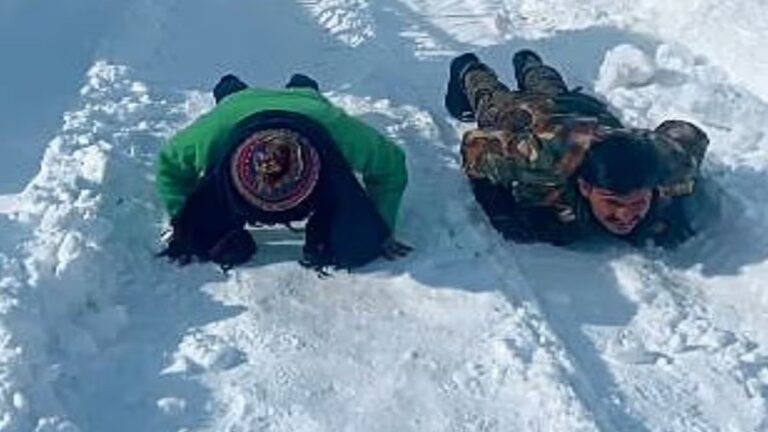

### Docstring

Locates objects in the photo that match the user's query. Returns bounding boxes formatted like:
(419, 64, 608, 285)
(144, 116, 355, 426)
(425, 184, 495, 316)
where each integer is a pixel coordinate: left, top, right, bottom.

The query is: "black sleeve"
(159, 172, 248, 265)
(469, 178, 577, 245)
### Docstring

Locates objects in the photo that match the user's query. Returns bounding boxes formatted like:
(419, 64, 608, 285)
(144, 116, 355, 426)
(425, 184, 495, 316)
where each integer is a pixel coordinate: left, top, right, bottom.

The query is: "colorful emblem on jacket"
(230, 128, 321, 212)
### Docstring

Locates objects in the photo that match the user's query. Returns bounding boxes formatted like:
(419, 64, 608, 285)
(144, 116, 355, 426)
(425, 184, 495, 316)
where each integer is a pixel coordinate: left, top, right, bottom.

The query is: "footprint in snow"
(164, 332, 247, 374)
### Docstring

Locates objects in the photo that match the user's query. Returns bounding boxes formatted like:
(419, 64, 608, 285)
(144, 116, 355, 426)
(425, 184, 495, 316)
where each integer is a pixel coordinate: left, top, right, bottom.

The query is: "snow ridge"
(0, 62, 196, 430)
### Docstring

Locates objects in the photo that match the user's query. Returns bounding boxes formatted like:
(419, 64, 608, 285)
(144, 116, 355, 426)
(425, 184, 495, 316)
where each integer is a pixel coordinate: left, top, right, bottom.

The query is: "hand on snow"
(381, 237, 413, 260)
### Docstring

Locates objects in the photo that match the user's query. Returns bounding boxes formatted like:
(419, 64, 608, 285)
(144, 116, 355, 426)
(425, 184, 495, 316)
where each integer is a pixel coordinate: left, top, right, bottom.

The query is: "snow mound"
(0, 61, 200, 430)
(595, 44, 656, 93)
(389, 0, 768, 101)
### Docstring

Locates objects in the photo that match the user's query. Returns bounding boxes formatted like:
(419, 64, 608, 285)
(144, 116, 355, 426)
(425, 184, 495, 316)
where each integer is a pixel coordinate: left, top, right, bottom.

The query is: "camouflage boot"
(513, 49, 543, 87)
(445, 52, 482, 122)
(512, 49, 568, 95)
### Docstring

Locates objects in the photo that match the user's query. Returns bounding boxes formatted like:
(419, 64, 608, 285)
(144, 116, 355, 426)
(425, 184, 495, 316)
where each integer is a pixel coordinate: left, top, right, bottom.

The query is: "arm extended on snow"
(469, 178, 578, 245)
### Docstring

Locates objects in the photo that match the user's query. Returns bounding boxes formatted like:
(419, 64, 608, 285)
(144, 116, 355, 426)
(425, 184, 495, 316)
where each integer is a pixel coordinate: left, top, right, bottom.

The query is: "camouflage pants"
(463, 62, 568, 129)
(459, 60, 578, 188)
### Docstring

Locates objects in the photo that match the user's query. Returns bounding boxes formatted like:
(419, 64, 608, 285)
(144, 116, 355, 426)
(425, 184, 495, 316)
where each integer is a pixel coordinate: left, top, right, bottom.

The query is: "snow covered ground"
(1, 0, 768, 430)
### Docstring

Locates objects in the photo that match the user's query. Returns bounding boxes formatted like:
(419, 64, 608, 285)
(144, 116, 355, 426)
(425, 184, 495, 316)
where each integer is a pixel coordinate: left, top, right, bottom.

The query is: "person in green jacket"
(156, 74, 411, 270)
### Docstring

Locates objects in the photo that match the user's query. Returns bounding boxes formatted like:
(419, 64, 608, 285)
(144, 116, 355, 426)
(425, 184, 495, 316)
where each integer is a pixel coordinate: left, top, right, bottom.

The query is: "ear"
(577, 178, 592, 198)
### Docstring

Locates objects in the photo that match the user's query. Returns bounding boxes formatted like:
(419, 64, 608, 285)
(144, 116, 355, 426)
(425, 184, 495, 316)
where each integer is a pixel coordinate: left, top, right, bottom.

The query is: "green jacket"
(155, 87, 408, 229)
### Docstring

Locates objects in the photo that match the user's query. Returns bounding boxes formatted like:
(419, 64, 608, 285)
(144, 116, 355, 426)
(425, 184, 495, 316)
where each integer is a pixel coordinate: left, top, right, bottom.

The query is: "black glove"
(207, 229, 257, 270)
(300, 242, 334, 275)
(158, 221, 196, 266)
(158, 173, 252, 267)
(300, 207, 336, 272)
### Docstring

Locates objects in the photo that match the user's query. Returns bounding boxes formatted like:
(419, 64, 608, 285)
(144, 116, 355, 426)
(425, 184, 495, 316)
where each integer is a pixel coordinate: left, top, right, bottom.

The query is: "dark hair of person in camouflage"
(578, 132, 662, 194)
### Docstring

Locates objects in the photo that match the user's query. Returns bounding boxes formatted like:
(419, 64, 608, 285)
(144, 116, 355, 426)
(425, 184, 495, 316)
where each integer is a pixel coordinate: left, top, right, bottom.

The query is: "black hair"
(578, 130, 662, 194)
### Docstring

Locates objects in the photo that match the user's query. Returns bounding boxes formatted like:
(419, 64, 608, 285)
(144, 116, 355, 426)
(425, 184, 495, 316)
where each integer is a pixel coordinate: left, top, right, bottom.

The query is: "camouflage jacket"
(462, 92, 709, 247)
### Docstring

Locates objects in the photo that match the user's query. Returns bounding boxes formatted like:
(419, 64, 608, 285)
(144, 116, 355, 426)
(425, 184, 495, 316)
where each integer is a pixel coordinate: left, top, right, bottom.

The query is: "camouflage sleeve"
(469, 178, 578, 245)
(653, 120, 710, 197)
(638, 121, 709, 247)
(644, 196, 696, 248)
(463, 65, 510, 116)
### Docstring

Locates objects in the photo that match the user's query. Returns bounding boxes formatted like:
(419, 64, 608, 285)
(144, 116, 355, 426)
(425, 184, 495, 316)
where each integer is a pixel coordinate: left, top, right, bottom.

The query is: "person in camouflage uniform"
(444, 50, 709, 247)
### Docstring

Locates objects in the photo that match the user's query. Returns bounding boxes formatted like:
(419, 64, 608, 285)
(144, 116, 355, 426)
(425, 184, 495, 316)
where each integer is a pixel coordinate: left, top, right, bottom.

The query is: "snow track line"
(460, 220, 642, 432)
(433, 115, 636, 429)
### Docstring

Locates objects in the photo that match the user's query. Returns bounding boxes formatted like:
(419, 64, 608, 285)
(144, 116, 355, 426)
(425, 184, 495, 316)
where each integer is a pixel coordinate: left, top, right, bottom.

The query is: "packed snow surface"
(1, 0, 767, 431)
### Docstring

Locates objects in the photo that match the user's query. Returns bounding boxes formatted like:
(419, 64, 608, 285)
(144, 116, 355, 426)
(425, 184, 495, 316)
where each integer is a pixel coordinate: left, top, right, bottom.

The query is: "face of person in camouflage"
(578, 179, 653, 235)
